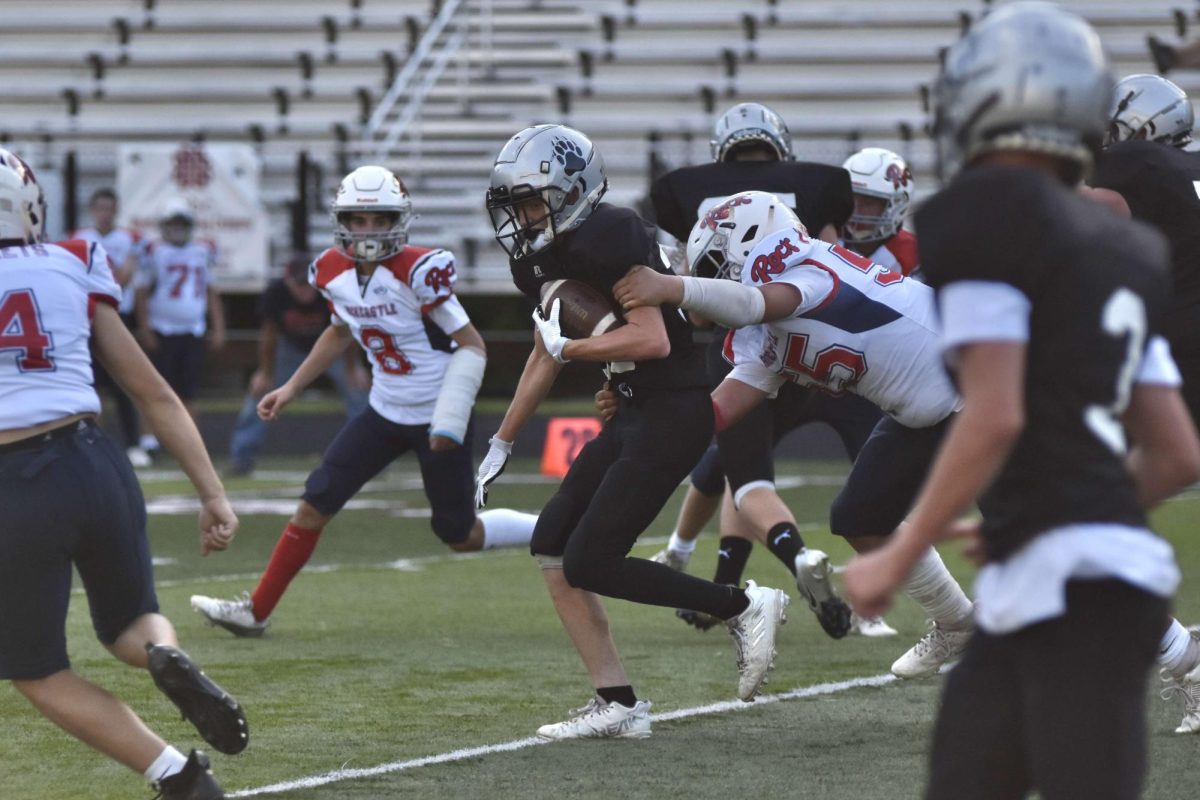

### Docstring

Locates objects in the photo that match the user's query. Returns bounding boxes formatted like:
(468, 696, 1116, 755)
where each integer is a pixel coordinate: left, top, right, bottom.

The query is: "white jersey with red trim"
(0, 240, 121, 431)
(728, 227, 958, 428)
(137, 239, 214, 336)
(73, 226, 142, 313)
(310, 245, 469, 425)
(868, 228, 920, 279)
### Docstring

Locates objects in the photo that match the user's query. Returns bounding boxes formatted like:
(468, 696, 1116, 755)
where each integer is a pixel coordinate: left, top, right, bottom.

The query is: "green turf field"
(2, 458, 1198, 799)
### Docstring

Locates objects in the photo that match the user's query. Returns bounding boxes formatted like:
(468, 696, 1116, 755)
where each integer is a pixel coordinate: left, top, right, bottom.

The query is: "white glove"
(533, 300, 570, 364)
(475, 436, 513, 508)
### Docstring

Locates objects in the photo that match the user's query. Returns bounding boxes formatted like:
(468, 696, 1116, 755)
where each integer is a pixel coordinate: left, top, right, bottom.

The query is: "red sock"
(250, 523, 322, 620)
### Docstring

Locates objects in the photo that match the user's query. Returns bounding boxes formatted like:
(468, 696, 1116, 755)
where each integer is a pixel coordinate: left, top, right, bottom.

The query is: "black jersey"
(918, 165, 1172, 561)
(511, 203, 706, 390)
(1091, 140, 1200, 348)
(650, 160, 853, 243)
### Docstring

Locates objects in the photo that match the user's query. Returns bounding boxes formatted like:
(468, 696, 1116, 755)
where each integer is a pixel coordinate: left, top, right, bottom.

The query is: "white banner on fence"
(117, 143, 269, 292)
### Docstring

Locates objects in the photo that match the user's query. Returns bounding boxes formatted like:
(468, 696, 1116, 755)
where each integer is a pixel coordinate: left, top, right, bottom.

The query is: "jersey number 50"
(0, 289, 55, 371)
(359, 327, 413, 375)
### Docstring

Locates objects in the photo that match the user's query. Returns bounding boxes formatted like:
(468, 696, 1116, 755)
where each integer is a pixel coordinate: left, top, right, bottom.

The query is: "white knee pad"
(733, 480, 775, 511)
(535, 554, 564, 570)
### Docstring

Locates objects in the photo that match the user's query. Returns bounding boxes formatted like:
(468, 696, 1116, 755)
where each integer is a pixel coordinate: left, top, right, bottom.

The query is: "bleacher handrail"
(361, 0, 492, 169)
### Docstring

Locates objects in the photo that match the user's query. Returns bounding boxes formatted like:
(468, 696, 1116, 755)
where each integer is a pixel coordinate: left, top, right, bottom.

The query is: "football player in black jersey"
(1090, 73, 1200, 735)
(646, 102, 884, 640)
(477, 124, 789, 739)
(845, 5, 1200, 797)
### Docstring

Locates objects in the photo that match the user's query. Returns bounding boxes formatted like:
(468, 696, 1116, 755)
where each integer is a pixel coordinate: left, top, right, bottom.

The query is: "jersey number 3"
(359, 327, 413, 375)
(1085, 287, 1145, 455)
(0, 289, 55, 371)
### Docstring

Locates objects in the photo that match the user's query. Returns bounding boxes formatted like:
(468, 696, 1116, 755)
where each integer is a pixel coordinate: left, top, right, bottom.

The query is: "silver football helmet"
(932, 1, 1113, 181)
(0, 149, 45, 243)
(710, 102, 793, 163)
(1107, 74, 1194, 147)
(486, 124, 608, 260)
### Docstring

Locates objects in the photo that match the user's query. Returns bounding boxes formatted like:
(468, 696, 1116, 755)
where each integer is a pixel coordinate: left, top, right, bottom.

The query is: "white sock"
(1159, 618, 1200, 678)
(478, 509, 537, 550)
(144, 746, 188, 783)
(900, 546, 974, 631)
(668, 531, 697, 554)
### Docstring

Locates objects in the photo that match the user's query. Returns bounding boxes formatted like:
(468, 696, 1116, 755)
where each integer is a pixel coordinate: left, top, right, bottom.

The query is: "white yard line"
(228, 672, 899, 798)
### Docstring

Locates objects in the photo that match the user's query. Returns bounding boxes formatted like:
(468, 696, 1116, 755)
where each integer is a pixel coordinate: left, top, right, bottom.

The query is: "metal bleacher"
(0, 0, 1190, 293)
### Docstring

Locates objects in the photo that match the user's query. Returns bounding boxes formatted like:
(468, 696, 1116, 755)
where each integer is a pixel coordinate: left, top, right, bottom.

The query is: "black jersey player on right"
(845, 5, 1200, 797)
(478, 124, 789, 740)
(1091, 74, 1200, 427)
(646, 102, 883, 640)
(1090, 72, 1200, 736)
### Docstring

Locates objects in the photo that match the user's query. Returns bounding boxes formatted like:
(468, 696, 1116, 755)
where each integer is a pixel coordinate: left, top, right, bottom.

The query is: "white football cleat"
(850, 613, 899, 637)
(651, 547, 691, 572)
(1161, 665, 1200, 734)
(794, 549, 852, 639)
(190, 592, 270, 638)
(726, 580, 788, 701)
(125, 446, 152, 468)
(536, 697, 652, 740)
(891, 620, 972, 679)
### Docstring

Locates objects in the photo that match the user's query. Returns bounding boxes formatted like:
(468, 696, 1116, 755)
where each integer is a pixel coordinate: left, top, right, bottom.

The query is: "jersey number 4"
(0, 289, 55, 371)
(360, 327, 413, 375)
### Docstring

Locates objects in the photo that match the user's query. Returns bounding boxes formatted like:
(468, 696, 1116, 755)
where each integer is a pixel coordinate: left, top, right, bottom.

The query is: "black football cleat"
(675, 608, 721, 632)
(147, 644, 249, 755)
(153, 750, 224, 800)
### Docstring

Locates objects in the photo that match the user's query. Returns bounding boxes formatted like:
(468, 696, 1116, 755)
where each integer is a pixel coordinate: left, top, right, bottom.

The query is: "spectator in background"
(227, 253, 369, 476)
(74, 188, 151, 466)
(135, 198, 225, 446)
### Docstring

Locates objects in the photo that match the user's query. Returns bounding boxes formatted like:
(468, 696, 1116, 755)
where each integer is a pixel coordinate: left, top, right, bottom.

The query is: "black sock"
(597, 685, 637, 708)
(718, 586, 751, 619)
(765, 522, 804, 576)
(712, 536, 754, 586)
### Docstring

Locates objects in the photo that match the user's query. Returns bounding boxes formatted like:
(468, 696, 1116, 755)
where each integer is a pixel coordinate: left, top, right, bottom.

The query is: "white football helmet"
(159, 197, 195, 246)
(487, 124, 607, 259)
(332, 165, 413, 262)
(686, 190, 802, 281)
(841, 148, 913, 244)
(0, 149, 46, 243)
(710, 102, 793, 163)
(1107, 74, 1194, 147)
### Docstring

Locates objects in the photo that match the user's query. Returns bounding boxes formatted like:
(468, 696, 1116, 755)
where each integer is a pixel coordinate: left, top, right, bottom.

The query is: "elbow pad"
(430, 347, 486, 444)
(679, 276, 766, 328)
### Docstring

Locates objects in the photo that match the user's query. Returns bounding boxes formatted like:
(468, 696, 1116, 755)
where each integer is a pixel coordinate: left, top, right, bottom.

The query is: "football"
(539, 278, 625, 339)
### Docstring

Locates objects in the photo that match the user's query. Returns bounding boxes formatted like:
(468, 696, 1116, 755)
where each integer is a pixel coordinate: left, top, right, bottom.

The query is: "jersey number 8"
(359, 326, 413, 375)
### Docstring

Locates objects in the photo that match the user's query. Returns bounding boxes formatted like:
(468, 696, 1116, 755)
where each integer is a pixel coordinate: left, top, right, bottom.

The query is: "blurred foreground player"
(844, 5, 1200, 797)
(479, 124, 788, 739)
(0, 150, 246, 799)
(191, 166, 536, 637)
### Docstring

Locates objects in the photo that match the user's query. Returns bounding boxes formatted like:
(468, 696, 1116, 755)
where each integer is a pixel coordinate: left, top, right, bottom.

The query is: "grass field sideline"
(1, 459, 1197, 799)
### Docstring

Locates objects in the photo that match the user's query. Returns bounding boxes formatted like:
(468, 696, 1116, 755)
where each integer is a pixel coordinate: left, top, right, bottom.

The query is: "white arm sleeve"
(1136, 336, 1183, 386)
(938, 280, 1031, 355)
(430, 346, 486, 444)
(728, 362, 787, 398)
(678, 276, 766, 328)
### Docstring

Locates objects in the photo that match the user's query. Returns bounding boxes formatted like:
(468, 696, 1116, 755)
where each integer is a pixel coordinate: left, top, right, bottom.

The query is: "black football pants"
(927, 579, 1167, 800)
(530, 385, 744, 616)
